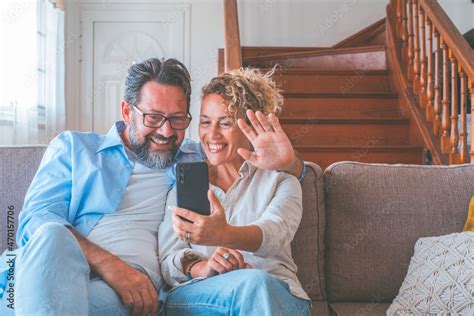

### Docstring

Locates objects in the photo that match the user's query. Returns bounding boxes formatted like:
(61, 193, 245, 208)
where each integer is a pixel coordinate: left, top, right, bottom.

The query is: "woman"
(159, 68, 310, 315)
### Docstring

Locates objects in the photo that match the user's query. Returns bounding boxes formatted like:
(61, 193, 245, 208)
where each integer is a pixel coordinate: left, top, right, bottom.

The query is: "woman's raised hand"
(237, 110, 303, 178)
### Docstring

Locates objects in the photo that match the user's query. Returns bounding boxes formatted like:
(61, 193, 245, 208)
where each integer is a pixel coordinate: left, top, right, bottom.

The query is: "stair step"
(282, 94, 401, 119)
(297, 145, 424, 169)
(240, 47, 327, 59)
(280, 117, 409, 146)
(271, 69, 393, 94)
(245, 45, 386, 71)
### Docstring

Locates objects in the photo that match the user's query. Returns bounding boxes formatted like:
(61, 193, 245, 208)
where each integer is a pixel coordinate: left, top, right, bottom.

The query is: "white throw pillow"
(387, 232, 474, 315)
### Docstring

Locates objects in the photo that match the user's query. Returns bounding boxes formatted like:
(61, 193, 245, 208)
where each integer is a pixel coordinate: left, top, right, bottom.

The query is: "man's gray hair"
(124, 58, 192, 112)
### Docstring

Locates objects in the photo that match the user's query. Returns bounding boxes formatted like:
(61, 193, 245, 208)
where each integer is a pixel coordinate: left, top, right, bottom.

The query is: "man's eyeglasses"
(133, 106, 192, 130)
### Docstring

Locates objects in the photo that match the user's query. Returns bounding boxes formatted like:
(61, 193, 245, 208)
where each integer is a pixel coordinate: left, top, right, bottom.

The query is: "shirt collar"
(96, 121, 127, 153)
(238, 160, 257, 178)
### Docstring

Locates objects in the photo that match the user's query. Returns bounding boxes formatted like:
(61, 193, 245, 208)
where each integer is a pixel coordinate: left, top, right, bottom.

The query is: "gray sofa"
(1, 146, 474, 315)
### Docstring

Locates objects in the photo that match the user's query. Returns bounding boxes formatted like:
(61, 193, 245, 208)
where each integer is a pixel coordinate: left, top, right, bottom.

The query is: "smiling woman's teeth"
(209, 144, 225, 151)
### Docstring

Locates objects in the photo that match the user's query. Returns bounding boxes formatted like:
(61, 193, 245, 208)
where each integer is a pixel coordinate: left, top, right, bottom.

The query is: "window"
(0, 0, 64, 145)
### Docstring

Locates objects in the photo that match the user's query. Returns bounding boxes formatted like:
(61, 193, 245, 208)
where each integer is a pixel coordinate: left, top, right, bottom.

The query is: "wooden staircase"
(221, 0, 473, 169)
(220, 21, 424, 169)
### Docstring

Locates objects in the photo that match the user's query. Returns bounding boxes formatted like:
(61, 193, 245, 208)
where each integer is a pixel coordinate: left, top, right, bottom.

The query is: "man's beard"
(129, 117, 179, 169)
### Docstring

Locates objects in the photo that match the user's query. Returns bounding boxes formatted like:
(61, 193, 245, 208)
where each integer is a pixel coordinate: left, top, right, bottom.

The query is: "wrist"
(191, 260, 213, 278)
(221, 224, 236, 248)
(281, 155, 299, 175)
(94, 254, 122, 278)
(185, 259, 203, 276)
(286, 155, 299, 173)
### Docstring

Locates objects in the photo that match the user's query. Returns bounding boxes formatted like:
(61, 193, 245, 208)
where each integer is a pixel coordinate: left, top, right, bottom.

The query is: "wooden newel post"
(223, 0, 242, 71)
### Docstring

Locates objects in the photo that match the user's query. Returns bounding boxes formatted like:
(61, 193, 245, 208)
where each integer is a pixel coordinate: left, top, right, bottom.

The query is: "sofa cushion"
(329, 302, 390, 316)
(292, 162, 327, 301)
(387, 232, 474, 315)
(311, 300, 330, 316)
(0, 146, 47, 252)
(324, 162, 474, 302)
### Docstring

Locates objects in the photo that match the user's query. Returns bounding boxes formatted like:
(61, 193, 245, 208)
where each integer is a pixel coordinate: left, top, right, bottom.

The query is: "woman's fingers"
(255, 111, 274, 133)
(222, 253, 240, 269)
(226, 249, 246, 269)
(208, 257, 227, 274)
(207, 189, 224, 215)
(171, 206, 201, 223)
(172, 214, 194, 232)
(214, 247, 246, 270)
(237, 118, 257, 141)
(268, 113, 284, 135)
(246, 109, 265, 134)
(213, 254, 234, 272)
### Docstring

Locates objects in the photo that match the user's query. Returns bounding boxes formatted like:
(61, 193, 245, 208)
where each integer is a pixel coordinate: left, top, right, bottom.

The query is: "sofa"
(1, 146, 474, 315)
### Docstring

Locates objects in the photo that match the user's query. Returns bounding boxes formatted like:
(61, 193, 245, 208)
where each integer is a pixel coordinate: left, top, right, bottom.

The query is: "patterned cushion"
(387, 232, 474, 315)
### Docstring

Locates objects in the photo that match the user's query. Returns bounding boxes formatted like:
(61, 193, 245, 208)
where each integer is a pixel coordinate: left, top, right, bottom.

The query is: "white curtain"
(0, 0, 64, 145)
(43, 0, 65, 144)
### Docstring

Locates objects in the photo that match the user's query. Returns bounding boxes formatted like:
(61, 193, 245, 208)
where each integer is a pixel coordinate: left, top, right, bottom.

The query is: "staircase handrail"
(390, 0, 474, 163)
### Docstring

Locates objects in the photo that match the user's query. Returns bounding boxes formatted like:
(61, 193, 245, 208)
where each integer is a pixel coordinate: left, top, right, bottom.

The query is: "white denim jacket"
(159, 161, 309, 300)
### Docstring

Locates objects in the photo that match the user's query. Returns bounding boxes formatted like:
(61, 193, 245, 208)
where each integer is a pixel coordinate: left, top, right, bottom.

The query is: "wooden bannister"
(223, 0, 242, 71)
(388, 0, 474, 164)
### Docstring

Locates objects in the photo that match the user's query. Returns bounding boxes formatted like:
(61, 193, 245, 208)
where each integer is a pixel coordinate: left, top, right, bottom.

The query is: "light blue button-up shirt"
(0, 121, 204, 296)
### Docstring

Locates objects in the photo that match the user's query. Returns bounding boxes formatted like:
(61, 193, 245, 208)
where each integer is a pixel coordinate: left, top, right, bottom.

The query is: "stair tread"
(295, 145, 423, 150)
(266, 68, 389, 75)
(244, 45, 385, 62)
(280, 117, 409, 124)
(283, 92, 398, 98)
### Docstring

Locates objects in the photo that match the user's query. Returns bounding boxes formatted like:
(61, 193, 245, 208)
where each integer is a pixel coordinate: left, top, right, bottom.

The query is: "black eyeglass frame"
(133, 105, 192, 130)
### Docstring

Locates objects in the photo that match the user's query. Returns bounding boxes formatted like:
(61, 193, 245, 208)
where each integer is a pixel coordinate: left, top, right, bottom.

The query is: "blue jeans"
(159, 269, 311, 316)
(0, 223, 137, 316)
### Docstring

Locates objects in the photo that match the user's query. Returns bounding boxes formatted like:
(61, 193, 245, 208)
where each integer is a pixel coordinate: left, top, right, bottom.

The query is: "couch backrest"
(0, 146, 47, 252)
(292, 162, 327, 303)
(323, 162, 474, 303)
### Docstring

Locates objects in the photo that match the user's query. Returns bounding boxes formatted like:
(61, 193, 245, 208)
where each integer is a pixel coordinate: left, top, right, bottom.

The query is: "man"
(0, 58, 304, 315)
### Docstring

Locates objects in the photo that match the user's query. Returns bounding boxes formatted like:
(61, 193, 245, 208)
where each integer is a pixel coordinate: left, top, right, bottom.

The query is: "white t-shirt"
(88, 150, 168, 290)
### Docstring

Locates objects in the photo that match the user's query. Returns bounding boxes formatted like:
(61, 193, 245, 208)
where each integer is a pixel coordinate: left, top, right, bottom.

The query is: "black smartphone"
(175, 162, 211, 216)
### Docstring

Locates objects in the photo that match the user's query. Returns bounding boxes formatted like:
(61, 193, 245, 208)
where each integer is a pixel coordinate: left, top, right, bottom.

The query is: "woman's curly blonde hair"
(201, 67, 284, 122)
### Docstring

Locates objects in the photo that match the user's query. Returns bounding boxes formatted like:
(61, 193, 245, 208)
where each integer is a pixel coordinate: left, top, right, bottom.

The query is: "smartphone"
(175, 162, 211, 216)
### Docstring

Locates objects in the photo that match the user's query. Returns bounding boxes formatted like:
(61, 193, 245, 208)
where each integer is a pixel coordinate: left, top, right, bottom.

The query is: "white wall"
(439, 0, 473, 35)
(239, 0, 388, 47)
